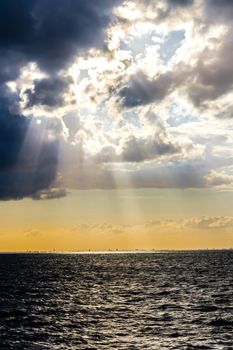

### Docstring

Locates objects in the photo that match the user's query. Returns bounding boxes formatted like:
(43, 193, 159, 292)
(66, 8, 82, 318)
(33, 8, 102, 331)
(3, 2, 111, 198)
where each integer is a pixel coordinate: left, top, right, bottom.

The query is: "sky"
(0, 0, 233, 251)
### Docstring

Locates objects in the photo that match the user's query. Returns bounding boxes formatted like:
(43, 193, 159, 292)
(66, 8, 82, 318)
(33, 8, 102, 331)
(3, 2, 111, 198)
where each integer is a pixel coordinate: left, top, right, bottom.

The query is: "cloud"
(121, 161, 207, 189)
(23, 229, 42, 239)
(205, 0, 233, 21)
(119, 71, 173, 108)
(95, 126, 182, 163)
(56, 216, 233, 236)
(171, 0, 194, 5)
(185, 32, 233, 111)
(1, 0, 233, 199)
(184, 216, 233, 229)
(32, 188, 67, 200)
(56, 116, 233, 190)
(25, 76, 68, 108)
(0, 97, 28, 170)
(0, 167, 58, 201)
(0, 0, 125, 199)
(119, 0, 197, 28)
(59, 155, 209, 190)
(146, 215, 233, 230)
(114, 1, 233, 119)
(0, 0, 122, 74)
(0, 95, 60, 200)
(0, 51, 24, 84)
(205, 171, 233, 187)
(118, 131, 181, 162)
(118, 30, 233, 118)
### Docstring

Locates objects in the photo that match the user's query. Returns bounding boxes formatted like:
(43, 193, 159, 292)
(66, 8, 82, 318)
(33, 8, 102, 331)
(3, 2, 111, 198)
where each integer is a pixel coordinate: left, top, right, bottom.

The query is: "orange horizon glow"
(1, 225, 233, 252)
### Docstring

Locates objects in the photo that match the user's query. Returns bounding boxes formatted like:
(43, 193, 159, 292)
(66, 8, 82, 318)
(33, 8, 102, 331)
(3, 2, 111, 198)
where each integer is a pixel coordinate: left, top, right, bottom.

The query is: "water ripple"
(0, 251, 232, 349)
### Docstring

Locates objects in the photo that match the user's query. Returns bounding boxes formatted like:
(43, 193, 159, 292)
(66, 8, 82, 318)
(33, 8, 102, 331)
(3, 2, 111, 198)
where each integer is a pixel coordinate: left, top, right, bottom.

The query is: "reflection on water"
(0, 251, 232, 349)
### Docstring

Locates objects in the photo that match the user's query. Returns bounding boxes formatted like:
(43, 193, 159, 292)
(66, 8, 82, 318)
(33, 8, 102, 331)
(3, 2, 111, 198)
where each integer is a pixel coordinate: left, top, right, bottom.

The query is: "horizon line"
(0, 248, 232, 254)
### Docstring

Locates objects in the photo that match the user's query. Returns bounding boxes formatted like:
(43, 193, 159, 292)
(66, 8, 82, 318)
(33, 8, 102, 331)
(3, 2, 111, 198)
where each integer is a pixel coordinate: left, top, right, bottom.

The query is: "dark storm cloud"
(0, 0, 123, 200)
(0, 160, 58, 200)
(0, 95, 28, 170)
(0, 96, 59, 200)
(0, 51, 25, 84)
(25, 77, 68, 108)
(0, 0, 122, 74)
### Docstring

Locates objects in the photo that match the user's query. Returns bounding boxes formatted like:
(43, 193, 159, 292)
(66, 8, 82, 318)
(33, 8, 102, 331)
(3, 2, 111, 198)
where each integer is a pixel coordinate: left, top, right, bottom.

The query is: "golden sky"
(1, 189, 233, 251)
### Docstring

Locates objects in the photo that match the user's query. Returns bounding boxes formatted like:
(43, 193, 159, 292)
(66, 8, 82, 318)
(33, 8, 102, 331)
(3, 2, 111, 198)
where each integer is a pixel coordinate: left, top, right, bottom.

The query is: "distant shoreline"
(0, 249, 232, 255)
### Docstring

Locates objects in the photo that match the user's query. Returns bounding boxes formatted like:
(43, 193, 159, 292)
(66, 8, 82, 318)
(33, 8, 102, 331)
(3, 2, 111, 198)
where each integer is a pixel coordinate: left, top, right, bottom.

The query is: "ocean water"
(0, 251, 232, 350)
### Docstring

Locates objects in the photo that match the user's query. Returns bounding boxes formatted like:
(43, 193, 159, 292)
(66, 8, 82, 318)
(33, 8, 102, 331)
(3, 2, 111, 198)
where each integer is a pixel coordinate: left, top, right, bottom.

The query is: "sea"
(0, 251, 232, 350)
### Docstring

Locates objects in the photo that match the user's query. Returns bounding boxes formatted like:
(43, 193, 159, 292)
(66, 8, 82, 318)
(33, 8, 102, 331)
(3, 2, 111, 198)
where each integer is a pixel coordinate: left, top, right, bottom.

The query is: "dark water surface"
(0, 251, 232, 349)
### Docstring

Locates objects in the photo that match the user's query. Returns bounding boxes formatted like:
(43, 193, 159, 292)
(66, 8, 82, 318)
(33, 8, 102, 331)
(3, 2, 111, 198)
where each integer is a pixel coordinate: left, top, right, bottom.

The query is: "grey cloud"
(119, 155, 233, 189)
(61, 156, 208, 190)
(56, 133, 233, 190)
(25, 77, 68, 108)
(126, 162, 206, 188)
(119, 133, 180, 162)
(186, 34, 233, 109)
(118, 30, 233, 117)
(205, 0, 233, 21)
(205, 171, 233, 187)
(32, 188, 67, 200)
(119, 72, 173, 108)
(95, 118, 182, 163)
(210, 0, 233, 4)
(180, 6, 233, 112)
(169, 0, 194, 6)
